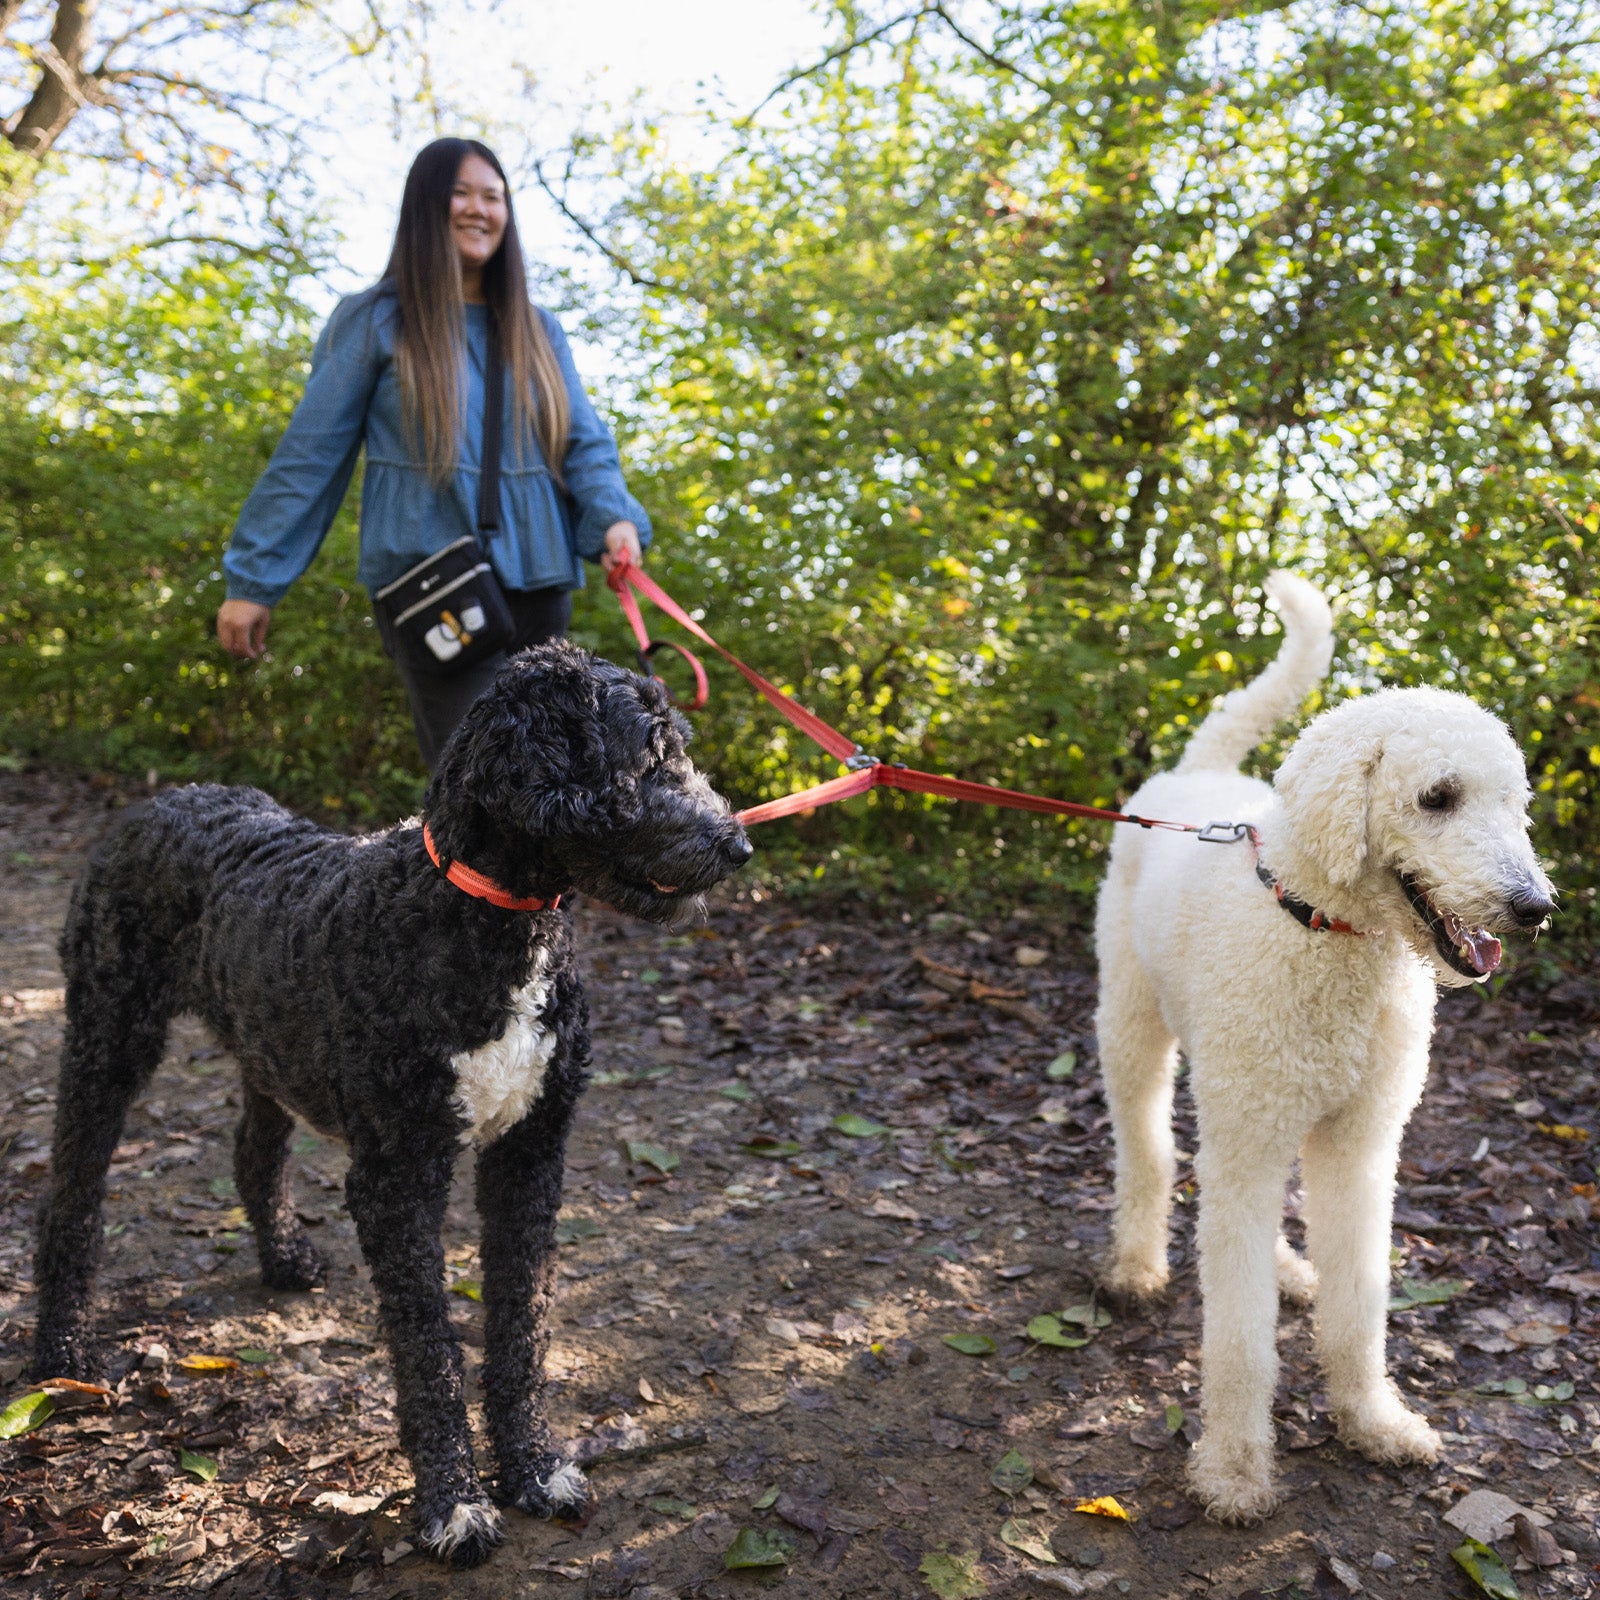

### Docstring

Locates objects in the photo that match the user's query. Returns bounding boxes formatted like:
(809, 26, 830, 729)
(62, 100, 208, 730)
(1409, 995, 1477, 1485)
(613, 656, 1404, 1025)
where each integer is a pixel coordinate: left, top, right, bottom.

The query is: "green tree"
(0, 0, 430, 248)
(0, 247, 421, 814)
(548, 0, 1598, 924)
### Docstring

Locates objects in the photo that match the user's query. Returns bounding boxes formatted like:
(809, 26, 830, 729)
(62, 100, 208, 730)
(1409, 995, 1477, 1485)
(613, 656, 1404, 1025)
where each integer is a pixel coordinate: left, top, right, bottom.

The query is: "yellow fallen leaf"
(1073, 1496, 1133, 1521)
(1536, 1122, 1590, 1142)
(177, 1354, 240, 1373)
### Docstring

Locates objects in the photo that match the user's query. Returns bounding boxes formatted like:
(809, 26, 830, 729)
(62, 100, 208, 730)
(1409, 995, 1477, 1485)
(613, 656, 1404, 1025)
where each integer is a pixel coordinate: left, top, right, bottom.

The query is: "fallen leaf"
(235, 1347, 274, 1363)
(999, 1517, 1057, 1563)
(1534, 1122, 1589, 1142)
(1451, 1537, 1520, 1600)
(1058, 1303, 1113, 1329)
(649, 1497, 697, 1519)
(1388, 1278, 1469, 1311)
(311, 1490, 385, 1514)
(625, 1140, 679, 1174)
(1074, 1496, 1132, 1522)
(752, 1485, 780, 1510)
(884, 1480, 931, 1515)
(942, 1333, 997, 1357)
(990, 1449, 1033, 1494)
(1544, 1268, 1600, 1295)
(166, 1531, 208, 1564)
(1323, 1553, 1366, 1594)
(724, 1527, 791, 1569)
(718, 1083, 755, 1102)
(834, 1113, 893, 1138)
(742, 1137, 801, 1159)
(180, 1449, 218, 1482)
(0, 1390, 53, 1439)
(1445, 1491, 1551, 1546)
(176, 1353, 240, 1373)
(919, 1548, 989, 1598)
(450, 1279, 482, 1302)
(555, 1216, 604, 1244)
(883, 1528, 926, 1572)
(1145, 1493, 1197, 1531)
(1046, 1052, 1077, 1079)
(1506, 1319, 1569, 1346)
(775, 1491, 828, 1539)
(1511, 1513, 1562, 1568)
(1026, 1314, 1090, 1349)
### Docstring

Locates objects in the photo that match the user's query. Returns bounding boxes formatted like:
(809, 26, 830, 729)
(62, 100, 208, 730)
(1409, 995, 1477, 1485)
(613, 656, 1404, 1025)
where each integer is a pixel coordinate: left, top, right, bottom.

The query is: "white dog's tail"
(1177, 572, 1334, 774)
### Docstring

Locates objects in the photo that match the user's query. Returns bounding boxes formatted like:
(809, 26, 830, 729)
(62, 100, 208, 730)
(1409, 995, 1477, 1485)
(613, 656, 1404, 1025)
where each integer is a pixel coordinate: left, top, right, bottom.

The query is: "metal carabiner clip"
(1195, 820, 1253, 844)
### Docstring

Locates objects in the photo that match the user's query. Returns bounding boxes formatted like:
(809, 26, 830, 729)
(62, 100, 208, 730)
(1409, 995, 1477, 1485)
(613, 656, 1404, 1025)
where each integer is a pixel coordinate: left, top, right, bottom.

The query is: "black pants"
(375, 584, 573, 772)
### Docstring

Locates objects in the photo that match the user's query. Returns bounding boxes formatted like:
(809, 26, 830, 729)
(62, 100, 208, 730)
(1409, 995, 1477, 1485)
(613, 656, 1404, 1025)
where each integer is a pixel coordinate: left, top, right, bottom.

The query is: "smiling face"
(451, 152, 508, 283)
(1275, 687, 1556, 987)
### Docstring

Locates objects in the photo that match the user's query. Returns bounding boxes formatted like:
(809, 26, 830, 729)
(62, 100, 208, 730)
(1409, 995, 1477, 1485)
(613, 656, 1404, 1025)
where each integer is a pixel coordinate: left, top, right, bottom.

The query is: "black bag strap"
(477, 311, 504, 533)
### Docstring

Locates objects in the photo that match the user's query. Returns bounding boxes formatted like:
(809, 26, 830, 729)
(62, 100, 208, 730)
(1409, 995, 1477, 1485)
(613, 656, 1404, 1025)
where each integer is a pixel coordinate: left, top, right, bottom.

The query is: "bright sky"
(311, 0, 829, 302)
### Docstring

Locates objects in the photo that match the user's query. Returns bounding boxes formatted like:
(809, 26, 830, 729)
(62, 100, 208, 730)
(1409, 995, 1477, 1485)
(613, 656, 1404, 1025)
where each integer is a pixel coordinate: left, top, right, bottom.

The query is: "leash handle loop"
(608, 560, 709, 711)
(608, 558, 857, 760)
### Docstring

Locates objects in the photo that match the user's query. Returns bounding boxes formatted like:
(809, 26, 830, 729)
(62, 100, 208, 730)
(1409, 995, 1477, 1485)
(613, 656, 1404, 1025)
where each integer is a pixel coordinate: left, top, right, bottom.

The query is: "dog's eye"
(1418, 782, 1461, 813)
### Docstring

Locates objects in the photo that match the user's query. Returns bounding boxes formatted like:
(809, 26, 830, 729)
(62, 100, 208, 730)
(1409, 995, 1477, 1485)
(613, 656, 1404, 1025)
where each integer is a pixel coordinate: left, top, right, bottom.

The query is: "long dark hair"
(382, 138, 570, 485)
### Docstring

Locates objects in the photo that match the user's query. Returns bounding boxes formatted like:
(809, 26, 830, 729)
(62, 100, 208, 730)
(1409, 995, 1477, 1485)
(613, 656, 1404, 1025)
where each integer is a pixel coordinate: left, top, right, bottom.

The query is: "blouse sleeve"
(539, 309, 653, 560)
(223, 294, 383, 607)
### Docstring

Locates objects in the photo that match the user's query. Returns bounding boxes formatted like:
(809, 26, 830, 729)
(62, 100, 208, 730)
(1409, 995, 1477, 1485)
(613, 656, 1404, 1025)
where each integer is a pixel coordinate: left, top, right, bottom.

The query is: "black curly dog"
(30, 642, 751, 1566)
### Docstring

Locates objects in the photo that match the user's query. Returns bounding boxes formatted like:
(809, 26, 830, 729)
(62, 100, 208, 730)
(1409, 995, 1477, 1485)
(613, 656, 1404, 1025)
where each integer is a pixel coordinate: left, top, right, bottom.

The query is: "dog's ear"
(1273, 720, 1382, 886)
(426, 646, 613, 843)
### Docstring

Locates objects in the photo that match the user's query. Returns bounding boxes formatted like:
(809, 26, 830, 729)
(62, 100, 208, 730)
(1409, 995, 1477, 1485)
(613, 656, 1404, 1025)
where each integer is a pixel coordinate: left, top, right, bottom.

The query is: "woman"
(217, 138, 650, 769)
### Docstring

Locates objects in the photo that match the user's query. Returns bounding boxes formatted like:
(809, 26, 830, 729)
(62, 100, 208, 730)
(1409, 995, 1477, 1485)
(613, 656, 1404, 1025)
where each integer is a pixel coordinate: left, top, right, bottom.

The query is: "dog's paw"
(1187, 1437, 1280, 1525)
(258, 1235, 328, 1292)
(417, 1499, 504, 1568)
(1274, 1248, 1318, 1308)
(1335, 1399, 1441, 1466)
(1100, 1254, 1169, 1300)
(493, 1454, 594, 1522)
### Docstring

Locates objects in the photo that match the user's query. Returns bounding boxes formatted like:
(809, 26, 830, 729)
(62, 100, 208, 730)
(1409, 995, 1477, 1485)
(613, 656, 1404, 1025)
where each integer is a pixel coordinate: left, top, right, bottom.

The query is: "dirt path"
(2, 765, 1599, 1600)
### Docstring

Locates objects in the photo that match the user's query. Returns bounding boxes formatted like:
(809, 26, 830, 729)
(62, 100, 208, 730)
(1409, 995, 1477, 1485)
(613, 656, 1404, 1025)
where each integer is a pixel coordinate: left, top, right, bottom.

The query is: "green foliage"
(0, 251, 424, 820)
(576, 0, 1600, 931)
(2, 0, 1597, 946)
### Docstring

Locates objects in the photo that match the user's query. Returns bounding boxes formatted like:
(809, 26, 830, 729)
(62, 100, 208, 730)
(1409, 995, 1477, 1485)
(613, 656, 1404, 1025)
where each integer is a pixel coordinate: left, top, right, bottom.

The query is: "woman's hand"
(600, 522, 643, 573)
(217, 599, 273, 659)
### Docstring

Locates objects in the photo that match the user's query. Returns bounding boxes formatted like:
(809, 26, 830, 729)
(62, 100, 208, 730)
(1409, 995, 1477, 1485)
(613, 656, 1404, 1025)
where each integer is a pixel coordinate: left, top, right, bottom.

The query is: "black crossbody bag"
(373, 317, 515, 676)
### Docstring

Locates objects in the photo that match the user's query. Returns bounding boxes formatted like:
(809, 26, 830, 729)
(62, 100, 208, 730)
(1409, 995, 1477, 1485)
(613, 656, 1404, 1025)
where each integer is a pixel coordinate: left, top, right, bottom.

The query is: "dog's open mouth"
(1398, 872, 1502, 980)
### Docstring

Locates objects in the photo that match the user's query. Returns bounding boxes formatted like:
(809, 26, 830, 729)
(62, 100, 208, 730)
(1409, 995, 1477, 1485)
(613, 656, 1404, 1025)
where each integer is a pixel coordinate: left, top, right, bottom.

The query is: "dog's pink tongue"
(1464, 927, 1503, 975)
(1443, 908, 1502, 975)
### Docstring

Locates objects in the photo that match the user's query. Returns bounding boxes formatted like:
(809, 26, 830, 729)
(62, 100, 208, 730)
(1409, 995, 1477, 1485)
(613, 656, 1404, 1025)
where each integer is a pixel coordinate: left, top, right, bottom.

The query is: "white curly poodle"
(1092, 572, 1554, 1523)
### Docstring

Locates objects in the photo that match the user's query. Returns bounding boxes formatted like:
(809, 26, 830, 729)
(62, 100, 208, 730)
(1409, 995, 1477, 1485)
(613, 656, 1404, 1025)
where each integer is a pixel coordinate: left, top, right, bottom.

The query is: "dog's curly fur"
(1093, 574, 1555, 1524)
(30, 642, 751, 1567)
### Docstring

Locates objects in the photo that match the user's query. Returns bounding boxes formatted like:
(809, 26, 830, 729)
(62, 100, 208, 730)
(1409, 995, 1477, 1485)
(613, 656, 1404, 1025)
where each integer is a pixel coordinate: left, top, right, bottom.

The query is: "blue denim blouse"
(223, 286, 652, 605)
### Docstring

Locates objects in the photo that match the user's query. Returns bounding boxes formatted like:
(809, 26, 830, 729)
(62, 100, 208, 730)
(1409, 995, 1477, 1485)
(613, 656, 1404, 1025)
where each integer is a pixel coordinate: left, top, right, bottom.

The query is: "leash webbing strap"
(607, 558, 1221, 837)
(609, 565, 710, 710)
(609, 560, 853, 757)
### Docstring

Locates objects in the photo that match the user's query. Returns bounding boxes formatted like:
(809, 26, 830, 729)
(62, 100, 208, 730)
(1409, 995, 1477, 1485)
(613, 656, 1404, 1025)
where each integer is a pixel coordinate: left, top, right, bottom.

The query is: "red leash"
(606, 558, 1241, 841)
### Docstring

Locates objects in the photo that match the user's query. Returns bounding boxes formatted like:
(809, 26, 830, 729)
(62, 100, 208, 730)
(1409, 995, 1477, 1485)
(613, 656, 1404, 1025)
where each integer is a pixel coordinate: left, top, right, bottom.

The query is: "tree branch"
(739, 7, 928, 125)
(926, 3, 1052, 94)
(527, 156, 669, 292)
(8, 0, 102, 157)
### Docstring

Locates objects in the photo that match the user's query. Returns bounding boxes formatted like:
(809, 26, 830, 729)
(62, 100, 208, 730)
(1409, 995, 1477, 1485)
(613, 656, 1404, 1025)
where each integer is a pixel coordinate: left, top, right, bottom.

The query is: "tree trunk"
(1, 0, 100, 241)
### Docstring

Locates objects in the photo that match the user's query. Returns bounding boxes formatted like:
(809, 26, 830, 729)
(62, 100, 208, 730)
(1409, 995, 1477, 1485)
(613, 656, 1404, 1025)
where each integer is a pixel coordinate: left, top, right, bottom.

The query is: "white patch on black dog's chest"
(450, 949, 557, 1145)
